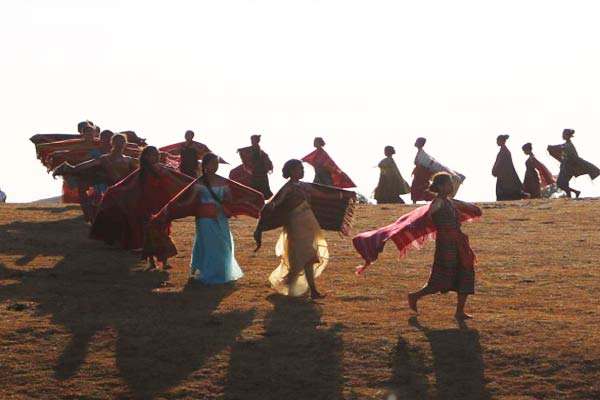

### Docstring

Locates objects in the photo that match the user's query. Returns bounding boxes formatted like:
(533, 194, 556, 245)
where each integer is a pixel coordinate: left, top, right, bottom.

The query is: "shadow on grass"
(16, 205, 82, 214)
(0, 216, 255, 399)
(224, 294, 344, 400)
(388, 316, 491, 400)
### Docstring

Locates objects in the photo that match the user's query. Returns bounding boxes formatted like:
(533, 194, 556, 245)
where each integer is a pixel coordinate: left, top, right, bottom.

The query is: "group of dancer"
(30, 122, 599, 317)
(492, 130, 600, 201)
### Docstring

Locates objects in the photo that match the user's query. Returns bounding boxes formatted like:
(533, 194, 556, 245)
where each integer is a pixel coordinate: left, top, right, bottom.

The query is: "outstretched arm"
(451, 199, 482, 217)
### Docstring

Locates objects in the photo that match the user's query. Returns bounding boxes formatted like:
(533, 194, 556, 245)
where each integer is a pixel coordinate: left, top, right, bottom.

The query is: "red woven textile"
(301, 148, 356, 188)
(352, 202, 480, 275)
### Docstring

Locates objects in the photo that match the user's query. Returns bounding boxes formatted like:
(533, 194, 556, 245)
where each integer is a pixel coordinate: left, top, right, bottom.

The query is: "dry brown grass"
(0, 199, 599, 399)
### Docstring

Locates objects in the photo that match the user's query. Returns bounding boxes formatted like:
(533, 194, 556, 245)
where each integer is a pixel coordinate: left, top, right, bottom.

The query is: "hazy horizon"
(2, 1, 599, 203)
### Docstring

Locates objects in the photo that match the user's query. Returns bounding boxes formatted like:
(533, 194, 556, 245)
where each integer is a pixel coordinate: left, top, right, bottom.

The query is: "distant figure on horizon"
(492, 135, 528, 201)
(254, 159, 356, 299)
(230, 134, 274, 199)
(301, 137, 356, 188)
(521, 143, 555, 199)
(410, 137, 465, 204)
(548, 129, 600, 198)
(0, 188, 6, 203)
(159, 130, 212, 178)
(373, 145, 410, 204)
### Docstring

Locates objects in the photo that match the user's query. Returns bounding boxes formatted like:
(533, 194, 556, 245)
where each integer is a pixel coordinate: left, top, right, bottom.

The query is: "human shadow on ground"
(0, 217, 255, 399)
(223, 294, 344, 400)
(16, 205, 82, 214)
(387, 316, 491, 400)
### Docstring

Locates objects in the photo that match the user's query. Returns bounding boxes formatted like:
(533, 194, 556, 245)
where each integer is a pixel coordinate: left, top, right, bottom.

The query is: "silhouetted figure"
(492, 135, 527, 200)
(521, 142, 555, 199)
(374, 145, 410, 204)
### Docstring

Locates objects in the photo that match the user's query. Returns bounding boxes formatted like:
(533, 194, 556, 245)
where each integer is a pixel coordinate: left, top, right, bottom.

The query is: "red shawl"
(159, 141, 210, 156)
(90, 165, 194, 251)
(532, 156, 555, 187)
(30, 133, 80, 145)
(352, 201, 481, 275)
(36, 139, 102, 169)
(147, 177, 265, 258)
(301, 148, 356, 188)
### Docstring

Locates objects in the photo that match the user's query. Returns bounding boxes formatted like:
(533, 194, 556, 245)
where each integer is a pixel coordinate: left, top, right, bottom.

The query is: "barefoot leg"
(455, 293, 472, 319)
(408, 285, 435, 313)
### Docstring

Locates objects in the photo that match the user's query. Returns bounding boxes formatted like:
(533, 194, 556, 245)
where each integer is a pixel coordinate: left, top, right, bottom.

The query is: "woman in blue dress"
(189, 152, 243, 284)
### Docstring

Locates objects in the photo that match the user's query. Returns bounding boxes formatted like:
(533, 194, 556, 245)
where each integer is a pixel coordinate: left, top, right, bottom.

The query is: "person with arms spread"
(181, 153, 245, 284)
(231, 134, 274, 199)
(407, 173, 482, 319)
(91, 146, 194, 269)
(254, 159, 355, 299)
(301, 137, 356, 188)
(159, 130, 212, 178)
(374, 145, 411, 204)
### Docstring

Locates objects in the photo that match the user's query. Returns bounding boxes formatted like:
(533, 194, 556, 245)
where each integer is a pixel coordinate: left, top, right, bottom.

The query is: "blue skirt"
(190, 212, 243, 284)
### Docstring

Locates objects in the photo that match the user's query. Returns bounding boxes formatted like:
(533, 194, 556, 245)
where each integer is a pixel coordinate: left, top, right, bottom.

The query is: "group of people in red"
(31, 122, 598, 318)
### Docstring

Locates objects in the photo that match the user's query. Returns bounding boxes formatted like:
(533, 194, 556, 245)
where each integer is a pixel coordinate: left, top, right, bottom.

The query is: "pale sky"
(1, 0, 599, 203)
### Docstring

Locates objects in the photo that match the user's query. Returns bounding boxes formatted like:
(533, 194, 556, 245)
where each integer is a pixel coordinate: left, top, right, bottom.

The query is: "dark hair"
(139, 146, 159, 183)
(201, 152, 219, 175)
(77, 121, 89, 134)
(110, 133, 126, 145)
(282, 159, 302, 179)
(82, 125, 96, 135)
(497, 134, 509, 142)
(428, 172, 453, 193)
(100, 130, 114, 140)
(563, 128, 575, 137)
(384, 145, 395, 155)
(201, 152, 223, 204)
(314, 137, 325, 147)
(522, 142, 532, 152)
(416, 137, 426, 146)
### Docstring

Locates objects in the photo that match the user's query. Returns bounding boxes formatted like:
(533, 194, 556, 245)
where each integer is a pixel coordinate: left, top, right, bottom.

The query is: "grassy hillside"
(0, 199, 598, 399)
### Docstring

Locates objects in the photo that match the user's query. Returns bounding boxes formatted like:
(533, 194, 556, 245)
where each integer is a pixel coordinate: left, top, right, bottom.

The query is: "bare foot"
(311, 292, 327, 300)
(574, 190, 581, 199)
(455, 313, 473, 320)
(407, 293, 418, 313)
(146, 261, 157, 271)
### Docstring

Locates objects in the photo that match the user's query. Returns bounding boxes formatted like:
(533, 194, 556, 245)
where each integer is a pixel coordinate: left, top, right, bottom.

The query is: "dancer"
(521, 143, 555, 199)
(53, 134, 139, 186)
(231, 134, 274, 199)
(159, 130, 212, 177)
(492, 135, 528, 200)
(411, 137, 465, 204)
(90, 146, 194, 269)
(254, 159, 356, 299)
(353, 173, 481, 319)
(374, 145, 411, 204)
(185, 153, 244, 284)
(301, 137, 356, 188)
(548, 129, 600, 198)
